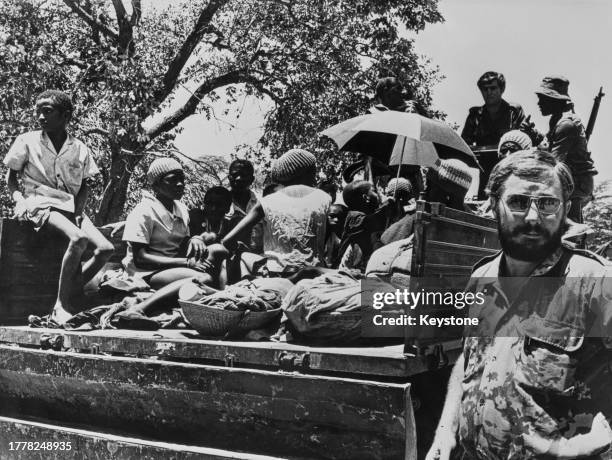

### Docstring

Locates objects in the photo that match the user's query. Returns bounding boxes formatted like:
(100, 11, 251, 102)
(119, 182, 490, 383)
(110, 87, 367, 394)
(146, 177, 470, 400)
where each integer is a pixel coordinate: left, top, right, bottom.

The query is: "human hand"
(11, 191, 27, 221)
(382, 195, 396, 206)
(187, 236, 207, 261)
(100, 221, 126, 238)
(519, 115, 543, 145)
(523, 412, 612, 458)
(425, 429, 456, 460)
(520, 114, 535, 130)
(187, 257, 212, 273)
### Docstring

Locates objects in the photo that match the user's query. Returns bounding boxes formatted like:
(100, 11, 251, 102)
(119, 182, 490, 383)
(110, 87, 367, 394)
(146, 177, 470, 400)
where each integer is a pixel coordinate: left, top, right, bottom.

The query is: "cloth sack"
(365, 236, 414, 287)
(281, 272, 368, 344)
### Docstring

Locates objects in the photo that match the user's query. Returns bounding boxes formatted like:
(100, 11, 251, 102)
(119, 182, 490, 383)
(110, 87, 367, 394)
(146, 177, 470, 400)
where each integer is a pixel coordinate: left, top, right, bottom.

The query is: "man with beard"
(426, 150, 612, 460)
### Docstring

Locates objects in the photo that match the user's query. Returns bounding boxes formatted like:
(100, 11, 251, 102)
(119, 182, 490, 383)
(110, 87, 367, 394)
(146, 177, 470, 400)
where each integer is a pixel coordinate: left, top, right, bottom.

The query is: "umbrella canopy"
(321, 111, 480, 169)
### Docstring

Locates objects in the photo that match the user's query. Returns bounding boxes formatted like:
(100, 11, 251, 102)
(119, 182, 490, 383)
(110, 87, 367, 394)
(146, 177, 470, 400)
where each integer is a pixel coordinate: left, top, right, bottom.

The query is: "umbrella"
(320, 111, 480, 169)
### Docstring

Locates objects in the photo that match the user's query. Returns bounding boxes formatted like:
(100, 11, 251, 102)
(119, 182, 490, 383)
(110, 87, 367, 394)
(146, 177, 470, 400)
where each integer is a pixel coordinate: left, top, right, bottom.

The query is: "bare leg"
(205, 244, 229, 289)
(131, 277, 194, 316)
(123, 246, 229, 318)
(79, 215, 114, 283)
(130, 268, 205, 316)
(44, 212, 89, 322)
(148, 267, 207, 290)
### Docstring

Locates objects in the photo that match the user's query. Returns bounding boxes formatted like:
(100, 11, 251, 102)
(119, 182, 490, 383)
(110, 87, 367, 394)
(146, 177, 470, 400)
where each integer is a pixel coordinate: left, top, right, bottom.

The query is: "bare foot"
(50, 302, 74, 325)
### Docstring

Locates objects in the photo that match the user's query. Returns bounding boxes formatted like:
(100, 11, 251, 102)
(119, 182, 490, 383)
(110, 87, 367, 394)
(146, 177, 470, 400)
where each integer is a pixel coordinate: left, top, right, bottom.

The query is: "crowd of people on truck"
(3, 70, 610, 458)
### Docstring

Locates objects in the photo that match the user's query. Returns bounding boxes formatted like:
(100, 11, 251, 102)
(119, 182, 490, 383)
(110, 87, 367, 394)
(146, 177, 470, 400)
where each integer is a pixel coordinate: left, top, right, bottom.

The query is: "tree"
(584, 180, 612, 250)
(0, 0, 443, 223)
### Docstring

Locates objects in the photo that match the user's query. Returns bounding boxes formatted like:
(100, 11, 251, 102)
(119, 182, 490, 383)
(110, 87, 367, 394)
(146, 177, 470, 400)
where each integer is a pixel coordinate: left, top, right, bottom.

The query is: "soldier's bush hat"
(536, 76, 572, 101)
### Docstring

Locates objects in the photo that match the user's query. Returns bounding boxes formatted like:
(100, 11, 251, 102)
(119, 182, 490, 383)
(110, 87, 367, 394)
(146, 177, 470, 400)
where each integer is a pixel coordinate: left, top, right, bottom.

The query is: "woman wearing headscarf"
(118, 157, 227, 320)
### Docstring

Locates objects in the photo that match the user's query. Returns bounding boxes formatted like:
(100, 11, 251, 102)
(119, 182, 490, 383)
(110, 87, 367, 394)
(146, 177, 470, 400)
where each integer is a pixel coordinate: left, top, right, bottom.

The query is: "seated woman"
(119, 158, 227, 319)
(222, 149, 332, 277)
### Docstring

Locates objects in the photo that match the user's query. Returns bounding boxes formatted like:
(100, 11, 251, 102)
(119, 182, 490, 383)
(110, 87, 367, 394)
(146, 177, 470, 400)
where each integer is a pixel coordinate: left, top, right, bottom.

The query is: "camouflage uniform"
(459, 245, 612, 459)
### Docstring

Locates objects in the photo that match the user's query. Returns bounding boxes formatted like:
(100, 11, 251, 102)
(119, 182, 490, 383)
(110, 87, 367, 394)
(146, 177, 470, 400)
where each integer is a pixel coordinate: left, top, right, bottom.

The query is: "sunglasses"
(498, 142, 521, 156)
(502, 194, 562, 215)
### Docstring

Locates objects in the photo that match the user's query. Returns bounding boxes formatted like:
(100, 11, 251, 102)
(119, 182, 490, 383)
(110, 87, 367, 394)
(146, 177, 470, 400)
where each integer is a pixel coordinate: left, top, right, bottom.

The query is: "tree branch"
(83, 127, 110, 137)
(111, 0, 127, 20)
(159, 0, 230, 102)
(147, 69, 250, 140)
(130, 0, 142, 26)
(62, 0, 119, 41)
(207, 26, 229, 50)
(58, 56, 88, 69)
(111, 0, 135, 55)
(0, 119, 28, 127)
(242, 73, 280, 103)
(266, 0, 299, 24)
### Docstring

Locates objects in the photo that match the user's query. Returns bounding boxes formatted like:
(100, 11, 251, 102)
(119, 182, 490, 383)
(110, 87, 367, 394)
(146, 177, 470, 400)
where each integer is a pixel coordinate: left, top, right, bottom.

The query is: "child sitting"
(324, 203, 348, 268)
(226, 159, 263, 254)
(4, 90, 114, 324)
(189, 186, 236, 244)
(336, 180, 396, 272)
(190, 185, 251, 283)
(385, 177, 414, 216)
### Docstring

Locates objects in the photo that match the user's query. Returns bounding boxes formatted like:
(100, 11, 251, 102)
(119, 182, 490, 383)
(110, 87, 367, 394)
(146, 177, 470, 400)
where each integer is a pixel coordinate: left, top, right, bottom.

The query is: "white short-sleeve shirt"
(3, 130, 99, 213)
(121, 192, 190, 276)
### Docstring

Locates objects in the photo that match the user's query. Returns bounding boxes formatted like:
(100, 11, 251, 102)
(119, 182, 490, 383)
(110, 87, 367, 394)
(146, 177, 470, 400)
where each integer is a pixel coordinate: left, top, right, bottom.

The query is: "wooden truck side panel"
(0, 345, 415, 459)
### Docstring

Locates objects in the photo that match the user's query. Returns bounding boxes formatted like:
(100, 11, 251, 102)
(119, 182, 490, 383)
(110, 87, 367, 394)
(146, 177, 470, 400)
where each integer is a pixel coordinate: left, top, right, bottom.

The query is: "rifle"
(585, 86, 605, 141)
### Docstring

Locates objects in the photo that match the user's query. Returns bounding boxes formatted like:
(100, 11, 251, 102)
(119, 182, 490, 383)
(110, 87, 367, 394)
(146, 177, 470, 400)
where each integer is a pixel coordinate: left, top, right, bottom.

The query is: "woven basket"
(179, 300, 281, 337)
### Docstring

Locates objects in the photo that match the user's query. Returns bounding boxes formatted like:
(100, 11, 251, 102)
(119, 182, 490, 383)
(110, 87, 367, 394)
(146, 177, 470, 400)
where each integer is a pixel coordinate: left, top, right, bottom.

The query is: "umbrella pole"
(388, 137, 407, 227)
(365, 155, 375, 190)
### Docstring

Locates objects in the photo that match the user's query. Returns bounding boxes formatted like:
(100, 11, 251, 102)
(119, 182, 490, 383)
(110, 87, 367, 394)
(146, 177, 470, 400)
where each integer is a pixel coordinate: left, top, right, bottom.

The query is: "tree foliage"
(584, 180, 612, 250)
(0, 0, 443, 223)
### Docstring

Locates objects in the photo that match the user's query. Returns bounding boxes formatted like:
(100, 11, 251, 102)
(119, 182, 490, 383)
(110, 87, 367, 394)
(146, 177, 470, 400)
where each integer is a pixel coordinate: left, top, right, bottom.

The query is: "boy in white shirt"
(4, 90, 114, 324)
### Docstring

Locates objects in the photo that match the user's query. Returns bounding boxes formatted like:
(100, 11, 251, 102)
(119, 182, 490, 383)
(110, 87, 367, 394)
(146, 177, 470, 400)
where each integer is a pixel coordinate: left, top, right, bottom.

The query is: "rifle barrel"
(586, 87, 605, 141)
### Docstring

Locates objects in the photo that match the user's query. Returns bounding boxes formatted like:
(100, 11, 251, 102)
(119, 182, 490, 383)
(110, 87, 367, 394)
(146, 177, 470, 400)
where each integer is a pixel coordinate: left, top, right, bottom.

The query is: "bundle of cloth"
(281, 272, 394, 345)
(27, 293, 182, 331)
(281, 272, 362, 344)
(186, 278, 293, 312)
